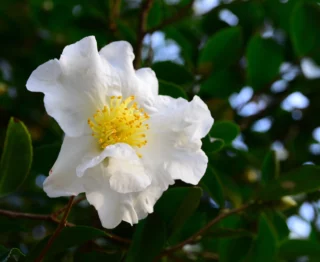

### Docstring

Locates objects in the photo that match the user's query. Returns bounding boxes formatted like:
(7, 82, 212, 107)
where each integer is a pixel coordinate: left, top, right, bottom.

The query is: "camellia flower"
(26, 36, 214, 229)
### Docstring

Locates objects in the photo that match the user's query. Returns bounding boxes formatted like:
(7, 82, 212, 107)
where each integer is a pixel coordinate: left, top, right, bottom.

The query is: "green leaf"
(33, 143, 61, 174)
(209, 228, 254, 239)
(125, 214, 166, 262)
(257, 165, 320, 201)
(198, 27, 243, 73)
(290, 2, 320, 63)
(0, 117, 32, 197)
(210, 121, 240, 144)
(0, 246, 25, 262)
(202, 136, 225, 153)
(261, 150, 279, 185)
(266, 211, 289, 241)
(199, 69, 242, 99)
(25, 226, 108, 261)
(201, 167, 225, 207)
(246, 36, 284, 90)
(158, 79, 187, 99)
(218, 215, 253, 262)
(147, 0, 162, 29)
(278, 240, 320, 260)
(152, 61, 193, 85)
(248, 214, 277, 262)
(155, 187, 203, 236)
(74, 251, 122, 262)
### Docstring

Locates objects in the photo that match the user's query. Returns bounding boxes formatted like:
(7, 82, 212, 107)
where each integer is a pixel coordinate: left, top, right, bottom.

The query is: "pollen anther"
(88, 96, 149, 153)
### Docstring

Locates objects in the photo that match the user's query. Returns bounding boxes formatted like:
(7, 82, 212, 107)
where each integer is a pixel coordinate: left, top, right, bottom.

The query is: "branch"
(109, 0, 122, 32)
(147, 0, 195, 34)
(0, 203, 131, 245)
(134, 0, 154, 68)
(52, 196, 86, 217)
(35, 196, 75, 262)
(161, 203, 251, 257)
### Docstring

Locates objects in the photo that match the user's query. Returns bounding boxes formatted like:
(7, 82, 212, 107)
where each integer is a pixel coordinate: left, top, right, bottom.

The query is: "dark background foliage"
(1, 0, 320, 261)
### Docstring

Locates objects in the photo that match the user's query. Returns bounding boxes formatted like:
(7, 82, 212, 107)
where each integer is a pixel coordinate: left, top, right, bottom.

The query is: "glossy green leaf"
(209, 228, 254, 239)
(158, 79, 187, 99)
(218, 215, 253, 262)
(246, 36, 284, 90)
(152, 61, 193, 85)
(199, 69, 242, 99)
(290, 2, 320, 63)
(266, 211, 289, 241)
(202, 136, 225, 153)
(198, 27, 243, 73)
(0, 117, 32, 197)
(147, 0, 162, 29)
(278, 240, 320, 260)
(25, 226, 108, 261)
(201, 167, 224, 207)
(155, 187, 202, 236)
(261, 150, 279, 184)
(257, 165, 320, 201)
(74, 251, 123, 262)
(248, 214, 277, 262)
(0, 245, 25, 261)
(210, 121, 240, 144)
(125, 214, 166, 262)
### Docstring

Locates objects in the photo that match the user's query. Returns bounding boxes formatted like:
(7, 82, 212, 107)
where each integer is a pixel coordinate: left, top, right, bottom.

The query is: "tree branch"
(109, 0, 122, 32)
(134, 0, 154, 68)
(52, 196, 86, 218)
(160, 203, 251, 257)
(0, 201, 131, 245)
(35, 196, 75, 262)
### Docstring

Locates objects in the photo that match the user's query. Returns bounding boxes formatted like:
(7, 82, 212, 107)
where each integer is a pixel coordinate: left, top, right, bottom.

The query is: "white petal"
(136, 68, 159, 97)
(43, 135, 97, 197)
(84, 165, 162, 228)
(99, 41, 135, 72)
(99, 41, 158, 103)
(27, 36, 120, 137)
(84, 167, 124, 229)
(77, 143, 150, 194)
(128, 186, 163, 222)
(141, 95, 213, 186)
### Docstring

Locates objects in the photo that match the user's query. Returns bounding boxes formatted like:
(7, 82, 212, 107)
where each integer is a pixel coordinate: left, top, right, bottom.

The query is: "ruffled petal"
(84, 165, 163, 228)
(99, 41, 158, 103)
(141, 95, 213, 186)
(77, 143, 150, 194)
(43, 135, 98, 197)
(27, 36, 121, 137)
(128, 186, 163, 222)
(84, 167, 124, 228)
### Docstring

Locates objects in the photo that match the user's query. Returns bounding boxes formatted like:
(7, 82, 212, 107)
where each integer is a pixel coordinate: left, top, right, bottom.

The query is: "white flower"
(26, 36, 214, 229)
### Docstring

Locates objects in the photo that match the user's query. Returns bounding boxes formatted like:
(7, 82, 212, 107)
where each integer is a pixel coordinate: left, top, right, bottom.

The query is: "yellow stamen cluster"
(88, 96, 149, 151)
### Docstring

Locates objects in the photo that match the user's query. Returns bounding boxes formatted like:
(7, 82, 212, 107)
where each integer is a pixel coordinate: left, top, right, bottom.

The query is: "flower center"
(88, 96, 149, 151)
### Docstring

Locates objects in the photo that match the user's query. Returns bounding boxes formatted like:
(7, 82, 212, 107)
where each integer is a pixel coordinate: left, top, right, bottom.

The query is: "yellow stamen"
(88, 96, 150, 155)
